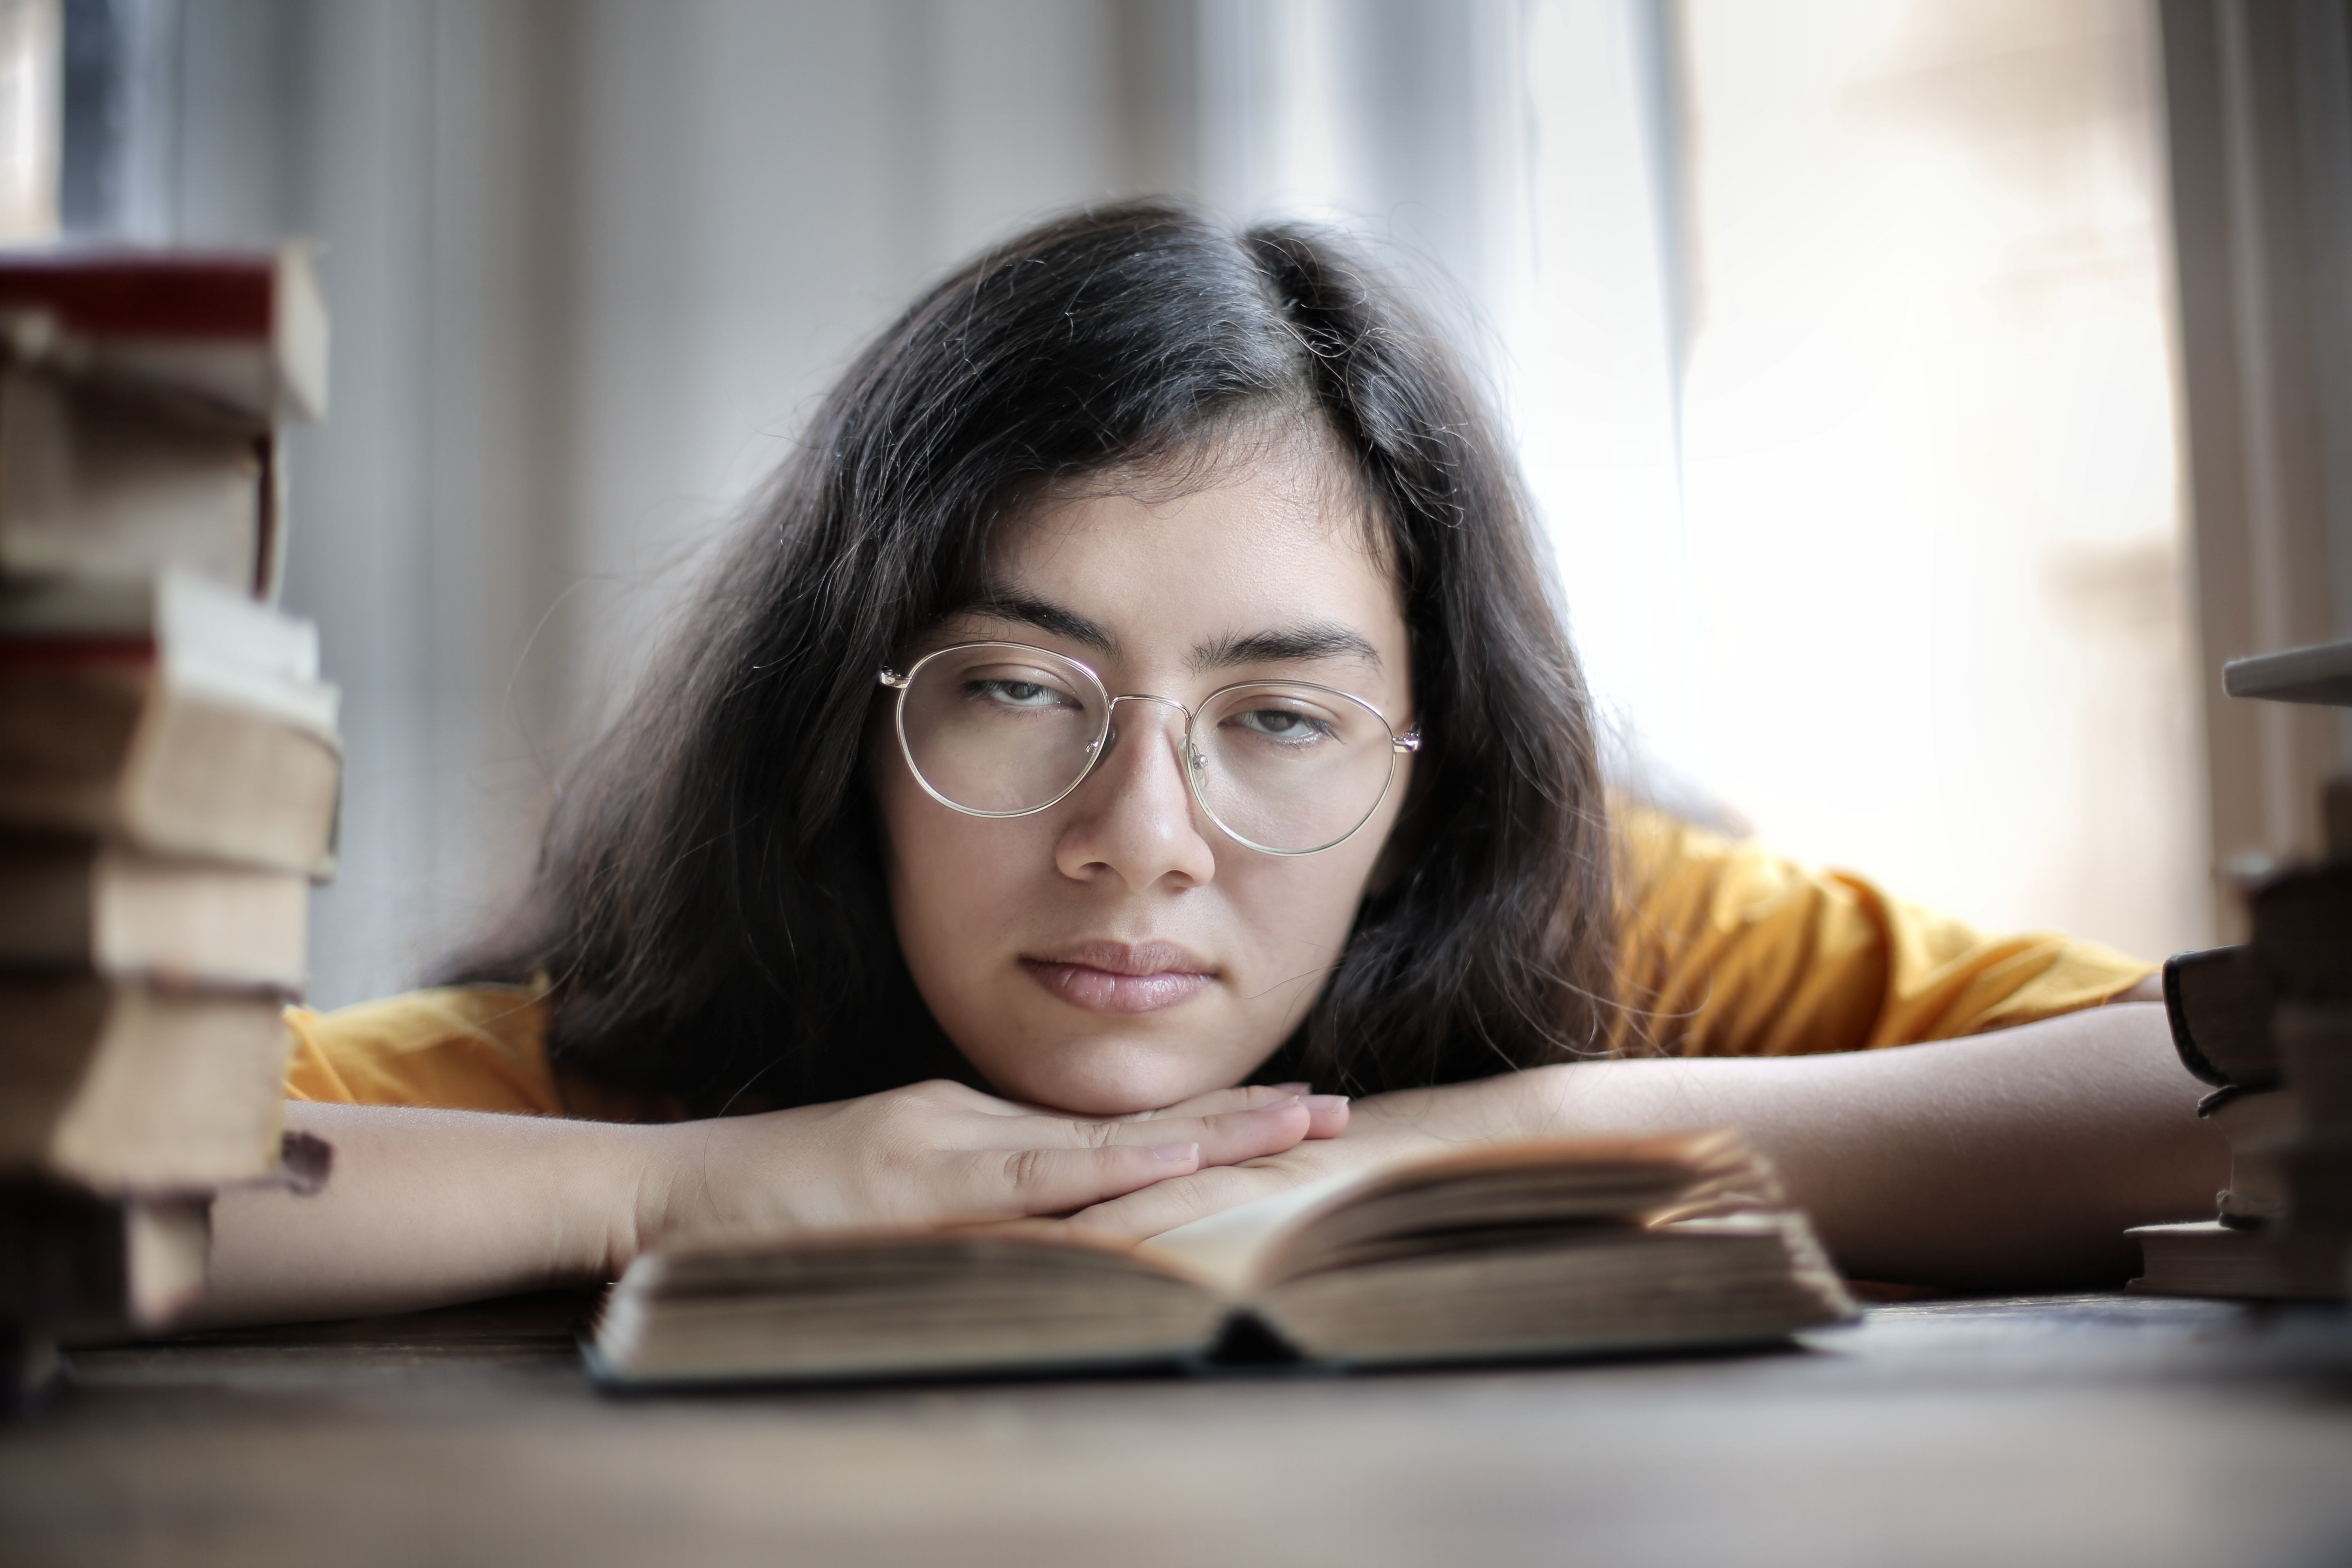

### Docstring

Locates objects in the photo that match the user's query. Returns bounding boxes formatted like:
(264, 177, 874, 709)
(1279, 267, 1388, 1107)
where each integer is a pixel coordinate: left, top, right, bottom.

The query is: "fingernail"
(1303, 1095, 1349, 1112)
(1152, 1142, 1199, 1163)
(1265, 1082, 1311, 1094)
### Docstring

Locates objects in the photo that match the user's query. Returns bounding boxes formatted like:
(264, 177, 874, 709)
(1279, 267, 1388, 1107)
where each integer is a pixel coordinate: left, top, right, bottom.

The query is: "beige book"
(0, 662, 339, 874)
(2207, 1089, 2303, 1225)
(2129, 1220, 2348, 1300)
(0, 976, 293, 1193)
(0, 832, 305, 989)
(0, 573, 339, 873)
(115, 1195, 212, 1328)
(590, 1131, 1859, 1387)
(0, 369, 276, 593)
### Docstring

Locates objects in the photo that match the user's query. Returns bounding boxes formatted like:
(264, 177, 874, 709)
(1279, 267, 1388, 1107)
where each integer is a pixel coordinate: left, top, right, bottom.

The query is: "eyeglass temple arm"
(879, 668, 910, 689)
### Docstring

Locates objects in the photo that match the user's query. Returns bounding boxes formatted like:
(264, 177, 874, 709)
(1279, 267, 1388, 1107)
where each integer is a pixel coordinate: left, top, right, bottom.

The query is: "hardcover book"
(0, 572, 340, 873)
(0, 976, 296, 1192)
(0, 830, 306, 989)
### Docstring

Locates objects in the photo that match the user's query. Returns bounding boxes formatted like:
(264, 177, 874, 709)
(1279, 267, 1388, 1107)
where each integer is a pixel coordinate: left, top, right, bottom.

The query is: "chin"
(979, 1036, 1245, 1118)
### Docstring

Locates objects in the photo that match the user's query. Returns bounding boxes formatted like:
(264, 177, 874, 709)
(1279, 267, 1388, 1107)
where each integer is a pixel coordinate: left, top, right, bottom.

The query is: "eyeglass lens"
(895, 642, 1401, 853)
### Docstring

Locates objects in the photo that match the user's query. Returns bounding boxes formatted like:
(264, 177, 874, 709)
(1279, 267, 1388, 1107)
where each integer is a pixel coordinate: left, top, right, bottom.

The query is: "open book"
(588, 1131, 1858, 1386)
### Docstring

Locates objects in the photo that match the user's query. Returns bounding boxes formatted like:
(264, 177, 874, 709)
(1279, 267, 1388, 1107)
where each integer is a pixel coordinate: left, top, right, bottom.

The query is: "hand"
(624, 1078, 1349, 1258)
(1063, 1070, 1549, 1242)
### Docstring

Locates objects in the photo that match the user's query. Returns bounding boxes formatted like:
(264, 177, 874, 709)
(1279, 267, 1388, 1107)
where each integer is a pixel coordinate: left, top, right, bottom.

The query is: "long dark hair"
(450, 200, 1619, 1107)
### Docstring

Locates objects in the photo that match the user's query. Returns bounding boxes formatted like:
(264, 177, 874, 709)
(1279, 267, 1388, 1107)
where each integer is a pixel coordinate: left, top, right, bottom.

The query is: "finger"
(951, 1140, 1205, 1220)
(989, 1100, 1298, 1158)
(1120, 1083, 1318, 1123)
(1131, 1097, 1349, 1156)
(1176, 1094, 1349, 1139)
(1093, 1100, 1334, 1166)
(1062, 1164, 1307, 1243)
(1300, 1095, 1349, 1140)
(976, 1082, 1301, 1121)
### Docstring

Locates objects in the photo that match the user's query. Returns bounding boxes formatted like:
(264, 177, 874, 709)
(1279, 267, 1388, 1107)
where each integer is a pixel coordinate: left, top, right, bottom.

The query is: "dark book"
(2275, 1002, 2352, 1126)
(2277, 1136, 2352, 1230)
(0, 1180, 209, 1334)
(2250, 863, 2352, 1000)
(589, 1132, 1858, 1387)
(2128, 1221, 2348, 1299)
(0, 1133, 329, 1358)
(2165, 659, 2352, 1293)
(2163, 945, 2276, 1087)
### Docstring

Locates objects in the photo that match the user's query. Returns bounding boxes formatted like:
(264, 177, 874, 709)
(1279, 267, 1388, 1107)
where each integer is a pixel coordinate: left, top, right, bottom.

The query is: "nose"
(1052, 697, 1219, 892)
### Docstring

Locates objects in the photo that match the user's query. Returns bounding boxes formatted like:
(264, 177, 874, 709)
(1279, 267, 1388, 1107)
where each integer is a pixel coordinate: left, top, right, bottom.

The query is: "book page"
(1135, 1132, 1766, 1296)
(1133, 1169, 1368, 1294)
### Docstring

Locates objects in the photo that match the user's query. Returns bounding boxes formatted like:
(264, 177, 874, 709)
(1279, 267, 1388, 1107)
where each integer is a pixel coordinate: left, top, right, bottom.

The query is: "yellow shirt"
(283, 805, 2155, 1119)
(1610, 808, 2152, 1056)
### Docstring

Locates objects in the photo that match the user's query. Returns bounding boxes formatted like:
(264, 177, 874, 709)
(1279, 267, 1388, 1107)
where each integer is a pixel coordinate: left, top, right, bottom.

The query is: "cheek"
(878, 757, 1102, 1065)
(1225, 754, 1409, 932)
(1212, 835, 1391, 971)
(880, 767, 1020, 969)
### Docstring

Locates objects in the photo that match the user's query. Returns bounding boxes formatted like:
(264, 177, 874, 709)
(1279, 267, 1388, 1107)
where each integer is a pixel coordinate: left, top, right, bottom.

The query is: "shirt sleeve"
(283, 984, 567, 1114)
(1611, 803, 2158, 1058)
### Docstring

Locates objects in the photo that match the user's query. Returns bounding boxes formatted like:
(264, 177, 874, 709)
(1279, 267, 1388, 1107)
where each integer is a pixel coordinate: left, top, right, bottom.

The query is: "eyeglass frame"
(877, 639, 1423, 857)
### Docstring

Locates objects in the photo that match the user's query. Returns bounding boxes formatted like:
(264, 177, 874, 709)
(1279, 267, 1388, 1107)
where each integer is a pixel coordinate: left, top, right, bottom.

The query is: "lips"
(1020, 940, 1216, 1015)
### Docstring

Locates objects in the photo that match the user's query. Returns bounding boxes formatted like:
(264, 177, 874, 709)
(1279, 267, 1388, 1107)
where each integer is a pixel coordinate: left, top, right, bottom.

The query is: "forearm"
(1513, 1002, 2227, 1287)
(196, 1102, 653, 1327)
(196, 1083, 1332, 1329)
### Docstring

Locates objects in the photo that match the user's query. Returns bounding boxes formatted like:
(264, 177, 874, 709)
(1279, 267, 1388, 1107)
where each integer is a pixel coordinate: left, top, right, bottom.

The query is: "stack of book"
(2131, 641, 2352, 1299)
(0, 252, 337, 1394)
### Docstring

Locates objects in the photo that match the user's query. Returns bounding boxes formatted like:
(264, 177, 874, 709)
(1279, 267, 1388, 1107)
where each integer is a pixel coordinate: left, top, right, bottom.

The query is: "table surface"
(3, 1291, 2350, 1568)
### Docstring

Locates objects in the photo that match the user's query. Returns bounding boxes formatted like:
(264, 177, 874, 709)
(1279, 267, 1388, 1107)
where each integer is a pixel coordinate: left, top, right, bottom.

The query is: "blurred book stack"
(0, 252, 336, 1398)
(2131, 640, 2352, 1299)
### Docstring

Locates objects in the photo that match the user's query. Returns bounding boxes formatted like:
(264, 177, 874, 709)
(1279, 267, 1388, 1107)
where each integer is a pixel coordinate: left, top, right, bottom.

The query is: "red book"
(0, 247, 326, 425)
(0, 249, 322, 596)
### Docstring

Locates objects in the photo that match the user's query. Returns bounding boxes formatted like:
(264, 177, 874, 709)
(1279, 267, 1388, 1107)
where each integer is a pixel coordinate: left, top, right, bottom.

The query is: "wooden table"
(3, 1292, 2350, 1566)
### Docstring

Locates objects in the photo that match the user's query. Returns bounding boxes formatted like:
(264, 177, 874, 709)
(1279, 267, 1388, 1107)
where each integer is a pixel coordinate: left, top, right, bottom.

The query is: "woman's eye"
(968, 678, 1069, 708)
(1232, 706, 1333, 742)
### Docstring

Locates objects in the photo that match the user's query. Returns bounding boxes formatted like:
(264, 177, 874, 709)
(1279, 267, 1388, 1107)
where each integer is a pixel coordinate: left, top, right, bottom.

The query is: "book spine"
(2165, 951, 2236, 1085)
(2162, 945, 2279, 1086)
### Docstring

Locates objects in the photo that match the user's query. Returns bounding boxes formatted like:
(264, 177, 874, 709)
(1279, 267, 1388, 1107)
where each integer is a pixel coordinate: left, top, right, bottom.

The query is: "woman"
(209, 201, 2222, 1325)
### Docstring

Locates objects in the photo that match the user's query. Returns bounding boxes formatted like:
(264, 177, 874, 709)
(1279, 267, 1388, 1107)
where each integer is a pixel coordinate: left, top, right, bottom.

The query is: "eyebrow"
(1187, 623, 1383, 674)
(959, 586, 1381, 674)
(960, 590, 1117, 655)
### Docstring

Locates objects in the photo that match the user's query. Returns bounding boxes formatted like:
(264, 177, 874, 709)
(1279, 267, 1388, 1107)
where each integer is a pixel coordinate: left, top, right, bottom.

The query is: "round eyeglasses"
(878, 641, 1420, 855)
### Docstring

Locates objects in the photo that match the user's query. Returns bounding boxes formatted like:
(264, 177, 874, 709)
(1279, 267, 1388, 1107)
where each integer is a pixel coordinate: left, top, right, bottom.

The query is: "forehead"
(984, 443, 1403, 645)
